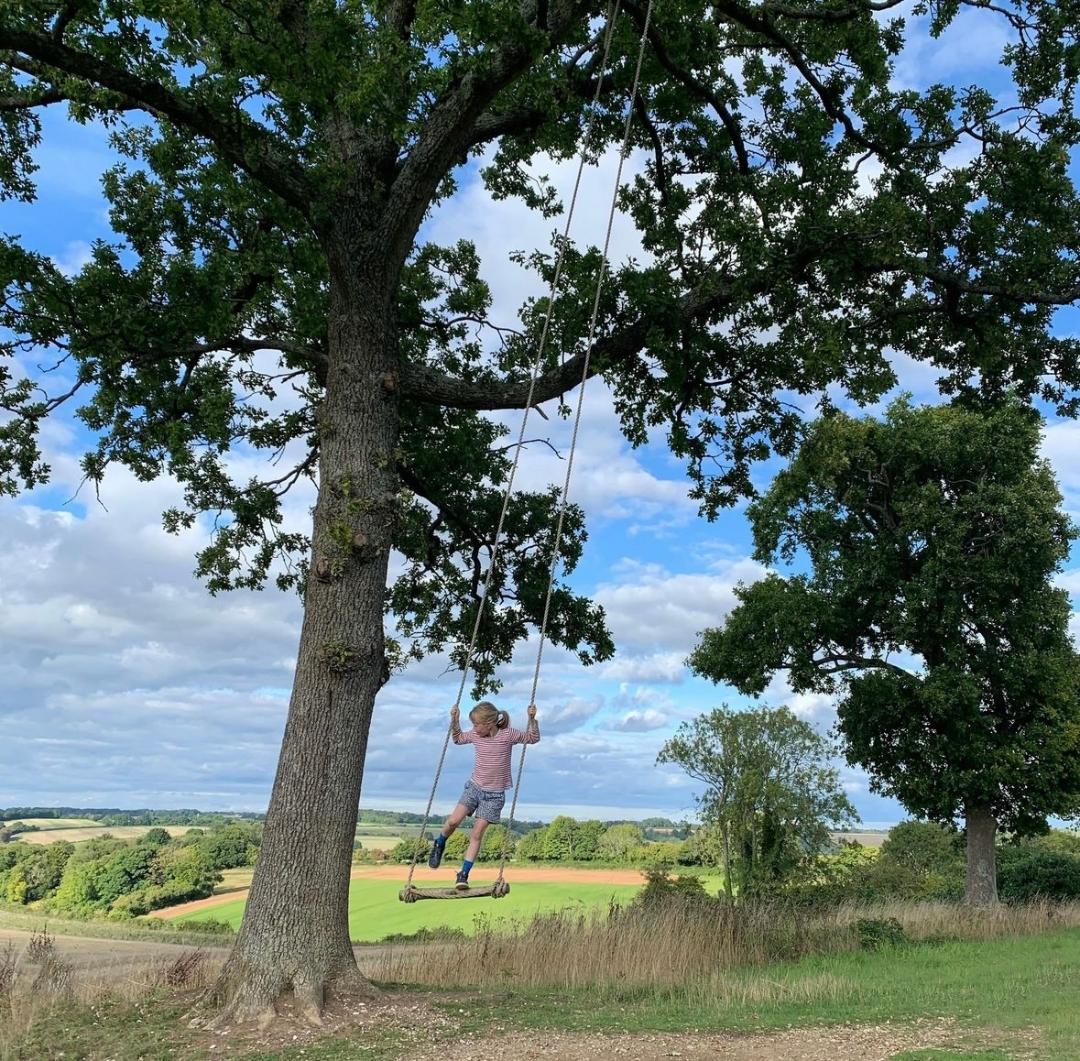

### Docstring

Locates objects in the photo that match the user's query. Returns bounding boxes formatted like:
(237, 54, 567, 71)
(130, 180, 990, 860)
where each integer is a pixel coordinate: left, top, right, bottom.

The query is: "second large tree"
(691, 400, 1080, 904)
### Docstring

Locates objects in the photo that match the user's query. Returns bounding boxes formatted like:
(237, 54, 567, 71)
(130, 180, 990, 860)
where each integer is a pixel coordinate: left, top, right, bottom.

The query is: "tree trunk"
(964, 805, 998, 906)
(718, 820, 733, 901)
(206, 256, 400, 1026)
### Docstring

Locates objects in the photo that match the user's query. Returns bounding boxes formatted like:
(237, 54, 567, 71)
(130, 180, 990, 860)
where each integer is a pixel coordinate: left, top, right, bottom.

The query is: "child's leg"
(456, 818, 490, 887)
(440, 803, 469, 839)
(429, 802, 470, 869)
(464, 818, 489, 863)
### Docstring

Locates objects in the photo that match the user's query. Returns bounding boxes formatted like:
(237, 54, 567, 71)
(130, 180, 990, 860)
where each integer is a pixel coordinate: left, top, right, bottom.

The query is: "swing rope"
(493, 0, 655, 891)
(403, 0, 655, 896)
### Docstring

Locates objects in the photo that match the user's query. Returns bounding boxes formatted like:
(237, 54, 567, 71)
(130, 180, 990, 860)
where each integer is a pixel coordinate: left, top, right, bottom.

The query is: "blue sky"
(2, 5, 1079, 829)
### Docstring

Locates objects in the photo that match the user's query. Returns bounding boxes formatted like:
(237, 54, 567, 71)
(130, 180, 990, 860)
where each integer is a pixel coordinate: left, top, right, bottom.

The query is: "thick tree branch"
(0, 26, 316, 214)
(396, 460, 487, 547)
(712, 0, 883, 159)
(923, 267, 1080, 308)
(814, 652, 914, 678)
(633, 94, 671, 208)
(397, 276, 733, 409)
(761, 0, 906, 20)
(382, 1, 592, 266)
(50, 1, 83, 42)
(0, 84, 65, 110)
(385, 0, 420, 38)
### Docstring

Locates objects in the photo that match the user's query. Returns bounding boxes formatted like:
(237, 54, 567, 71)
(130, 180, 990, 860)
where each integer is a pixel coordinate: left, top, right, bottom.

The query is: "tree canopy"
(657, 704, 855, 898)
(4, 2, 1080, 688)
(690, 399, 1080, 902)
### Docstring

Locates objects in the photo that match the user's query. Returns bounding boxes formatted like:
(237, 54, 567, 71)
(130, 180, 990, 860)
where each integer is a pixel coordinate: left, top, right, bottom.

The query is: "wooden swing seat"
(399, 881, 510, 902)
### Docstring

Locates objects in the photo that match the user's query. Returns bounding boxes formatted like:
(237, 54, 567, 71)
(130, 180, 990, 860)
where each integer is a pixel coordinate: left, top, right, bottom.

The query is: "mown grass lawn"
(178, 876, 642, 941)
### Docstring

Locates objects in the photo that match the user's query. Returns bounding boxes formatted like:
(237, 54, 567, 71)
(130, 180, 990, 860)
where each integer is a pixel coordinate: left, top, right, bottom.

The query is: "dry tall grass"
(0, 928, 219, 1061)
(373, 897, 1080, 996)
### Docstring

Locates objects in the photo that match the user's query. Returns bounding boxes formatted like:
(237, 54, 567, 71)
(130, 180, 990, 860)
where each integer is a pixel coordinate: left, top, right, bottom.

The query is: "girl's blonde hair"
(470, 701, 510, 730)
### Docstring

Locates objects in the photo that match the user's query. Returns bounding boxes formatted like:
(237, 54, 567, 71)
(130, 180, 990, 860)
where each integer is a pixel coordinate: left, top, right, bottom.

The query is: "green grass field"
(354, 833, 406, 850)
(177, 877, 641, 941)
(444, 927, 1080, 1059)
(10, 924, 1079, 1060)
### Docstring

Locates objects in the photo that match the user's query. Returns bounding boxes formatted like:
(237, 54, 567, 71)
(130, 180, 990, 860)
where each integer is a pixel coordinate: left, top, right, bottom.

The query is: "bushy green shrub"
(390, 837, 431, 863)
(856, 917, 907, 950)
(640, 841, 685, 866)
(998, 850, 1080, 902)
(475, 824, 516, 862)
(196, 823, 261, 869)
(634, 864, 712, 907)
(878, 820, 962, 872)
(175, 917, 235, 935)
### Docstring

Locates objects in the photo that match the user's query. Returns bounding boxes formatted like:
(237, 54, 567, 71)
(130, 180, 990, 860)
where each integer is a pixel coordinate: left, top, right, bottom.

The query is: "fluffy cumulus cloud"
(595, 556, 767, 653)
(1043, 421, 1080, 517)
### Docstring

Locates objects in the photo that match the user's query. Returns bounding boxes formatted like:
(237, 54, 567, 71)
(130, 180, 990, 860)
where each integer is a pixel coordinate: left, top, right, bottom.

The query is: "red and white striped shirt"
(453, 721, 540, 790)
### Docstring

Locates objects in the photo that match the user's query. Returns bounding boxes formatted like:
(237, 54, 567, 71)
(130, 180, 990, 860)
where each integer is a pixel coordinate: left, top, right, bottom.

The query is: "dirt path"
(399, 1020, 1026, 1061)
(157, 864, 647, 919)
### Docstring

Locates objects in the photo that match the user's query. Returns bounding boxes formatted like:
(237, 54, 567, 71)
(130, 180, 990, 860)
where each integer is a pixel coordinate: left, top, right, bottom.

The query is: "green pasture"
(177, 876, 642, 941)
(354, 833, 406, 850)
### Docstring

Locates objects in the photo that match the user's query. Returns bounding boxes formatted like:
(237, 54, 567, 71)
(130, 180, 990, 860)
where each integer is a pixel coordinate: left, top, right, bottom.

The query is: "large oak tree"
(690, 400, 1080, 905)
(3, 0, 1080, 1021)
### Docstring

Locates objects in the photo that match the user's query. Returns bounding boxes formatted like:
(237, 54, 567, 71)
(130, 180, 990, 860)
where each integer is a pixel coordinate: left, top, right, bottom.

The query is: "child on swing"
(428, 700, 540, 889)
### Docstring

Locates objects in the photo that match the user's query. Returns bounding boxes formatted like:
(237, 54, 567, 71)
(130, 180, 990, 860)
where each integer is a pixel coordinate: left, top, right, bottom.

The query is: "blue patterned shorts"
(459, 779, 506, 823)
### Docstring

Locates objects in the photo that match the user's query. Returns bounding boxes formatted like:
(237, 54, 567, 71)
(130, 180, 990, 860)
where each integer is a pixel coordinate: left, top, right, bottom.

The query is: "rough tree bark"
(964, 805, 999, 906)
(207, 244, 400, 1026)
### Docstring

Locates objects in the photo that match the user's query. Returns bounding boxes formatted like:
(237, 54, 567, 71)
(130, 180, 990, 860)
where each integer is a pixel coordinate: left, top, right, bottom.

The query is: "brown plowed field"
(156, 865, 646, 919)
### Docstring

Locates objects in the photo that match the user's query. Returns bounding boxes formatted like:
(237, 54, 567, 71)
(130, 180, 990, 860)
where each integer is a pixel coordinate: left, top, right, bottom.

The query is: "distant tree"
(52, 860, 99, 913)
(19, 842, 74, 902)
(515, 827, 549, 863)
(443, 830, 469, 862)
(691, 400, 1080, 904)
(93, 844, 158, 906)
(598, 823, 646, 863)
(142, 828, 173, 848)
(879, 822, 963, 875)
(199, 824, 262, 870)
(658, 706, 856, 899)
(475, 824, 516, 863)
(5, 865, 28, 904)
(389, 837, 431, 864)
(543, 817, 604, 861)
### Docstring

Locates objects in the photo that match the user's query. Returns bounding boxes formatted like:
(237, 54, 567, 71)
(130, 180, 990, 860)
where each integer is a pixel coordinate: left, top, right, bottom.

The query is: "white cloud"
(611, 709, 668, 733)
(52, 240, 94, 277)
(1043, 421, 1080, 511)
(600, 651, 687, 684)
(595, 557, 766, 652)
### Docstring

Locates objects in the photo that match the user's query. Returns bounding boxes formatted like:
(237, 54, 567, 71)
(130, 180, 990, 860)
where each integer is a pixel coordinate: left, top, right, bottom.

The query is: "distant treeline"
(0, 822, 262, 918)
(0, 807, 264, 826)
(5, 806, 687, 839)
(359, 807, 547, 834)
